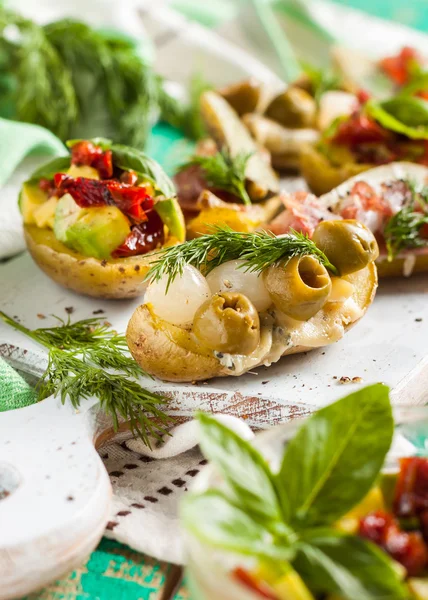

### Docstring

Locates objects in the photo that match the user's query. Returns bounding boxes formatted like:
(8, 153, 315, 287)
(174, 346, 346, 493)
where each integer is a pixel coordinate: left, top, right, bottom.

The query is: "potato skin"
(126, 305, 224, 382)
(300, 144, 372, 196)
(127, 263, 377, 382)
(376, 253, 428, 278)
(24, 225, 177, 299)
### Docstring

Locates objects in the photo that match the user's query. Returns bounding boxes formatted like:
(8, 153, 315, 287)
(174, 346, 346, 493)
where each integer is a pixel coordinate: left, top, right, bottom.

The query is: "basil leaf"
(66, 137, 112, 150)
(293, 530, 407, 600)
(181, 490, 294, 561)
(111, 143, 175, 197)
(399, 72, 428, 98)
(366, 98, 428, 140)
(197, 413, 282, 525)
(276, 384, 393, 528)
(26, 156, 71, 183)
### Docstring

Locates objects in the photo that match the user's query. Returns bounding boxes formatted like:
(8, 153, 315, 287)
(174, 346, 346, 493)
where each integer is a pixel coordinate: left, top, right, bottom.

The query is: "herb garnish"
(182, 385, 407, 600)
(181, 149, 253, 206)
(0, 8, 206, 147)
(146, 226, 338, 290)
(301, 61, 341, 105)
(0, 312, 171, 445)
(384, 182, 428, 260)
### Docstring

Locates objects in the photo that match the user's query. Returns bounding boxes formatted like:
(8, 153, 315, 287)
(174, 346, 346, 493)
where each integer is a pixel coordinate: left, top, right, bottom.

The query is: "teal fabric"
(0, 118, 66, 187)
(0, 357, 37, 412)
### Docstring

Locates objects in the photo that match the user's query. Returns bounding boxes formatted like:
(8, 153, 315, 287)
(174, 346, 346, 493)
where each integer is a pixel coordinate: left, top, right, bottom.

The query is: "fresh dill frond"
(0, 7, 77, 138)
(0, 312, 171, 446)
(147, 226, 337, 290)
(300, 61, 341, 105)
(181, 149, 253, 205)
(384, 181, 428, 261)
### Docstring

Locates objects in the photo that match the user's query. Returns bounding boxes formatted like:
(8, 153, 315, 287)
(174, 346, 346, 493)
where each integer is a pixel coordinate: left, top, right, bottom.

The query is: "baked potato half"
(319, 162, 428, 278)
(20, 139, 185, 299)
(127, 225, 378, 382)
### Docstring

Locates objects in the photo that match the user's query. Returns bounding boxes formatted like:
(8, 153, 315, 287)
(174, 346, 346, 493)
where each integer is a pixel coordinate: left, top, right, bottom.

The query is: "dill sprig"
(0, 312, 171, 446)
(181, 149, 253, 206)
(147, 226, 338, 290)
(384, 182, 428, 260)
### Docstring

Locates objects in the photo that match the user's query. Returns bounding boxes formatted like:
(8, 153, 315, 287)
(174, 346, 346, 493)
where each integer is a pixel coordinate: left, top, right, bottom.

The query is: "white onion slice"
(144, 265, 211, 327)
(206, 260, 272, 312)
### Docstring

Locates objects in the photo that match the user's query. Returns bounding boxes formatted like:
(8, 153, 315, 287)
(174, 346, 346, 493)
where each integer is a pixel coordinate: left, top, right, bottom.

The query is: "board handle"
(0, 395, 111, 600)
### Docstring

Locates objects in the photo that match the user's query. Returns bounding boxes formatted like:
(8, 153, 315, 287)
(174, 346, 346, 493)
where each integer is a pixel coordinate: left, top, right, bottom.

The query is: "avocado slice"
(379, 471, 399, 510)
(20, 183, 49, 224)
(154, 197, 185, 242)
(54, 194, 82, 242)
(273, 570, 315, 600)
(54, 195, 131, 260)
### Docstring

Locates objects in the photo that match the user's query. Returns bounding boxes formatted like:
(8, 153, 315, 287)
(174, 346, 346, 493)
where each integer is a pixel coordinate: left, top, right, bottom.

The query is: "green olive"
(312, 220, 379, 276)
(192, 292, 260, 355)
(263, 255, 331, 321)
(265, 87, 316, 129)
(218, 78, 263, 116)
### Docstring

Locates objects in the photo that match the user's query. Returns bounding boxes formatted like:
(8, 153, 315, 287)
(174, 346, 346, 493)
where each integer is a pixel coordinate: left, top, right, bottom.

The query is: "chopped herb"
(181, 149, 253, 205)
(384, 182, 428, 260)
(147, 226, 337, 290)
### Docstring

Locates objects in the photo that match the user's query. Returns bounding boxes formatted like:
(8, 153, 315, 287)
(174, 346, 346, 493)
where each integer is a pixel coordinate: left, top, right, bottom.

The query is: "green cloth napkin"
(0, 357, 37, 412)
(0, 117, 66, 188)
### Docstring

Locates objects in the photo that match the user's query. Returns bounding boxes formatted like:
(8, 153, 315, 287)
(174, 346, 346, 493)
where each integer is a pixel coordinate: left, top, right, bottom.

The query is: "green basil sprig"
(182, 385, 407, 600)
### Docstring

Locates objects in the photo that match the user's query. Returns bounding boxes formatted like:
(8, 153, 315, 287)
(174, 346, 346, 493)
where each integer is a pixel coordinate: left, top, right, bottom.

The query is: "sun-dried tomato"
(232, 568, 278, 599)
(112, 211, 165, 257)
(332, 112, 391, 147)
(107, 180, 154, 221)
(71, 140, 113, 179)
(357, 89, 371, 105)
(394, 457, 428, 517)
(54, 174, 154, 222)
(359, 510, 428, 576)
(39, 178, 57, 197)
(379, 46, 421, 87)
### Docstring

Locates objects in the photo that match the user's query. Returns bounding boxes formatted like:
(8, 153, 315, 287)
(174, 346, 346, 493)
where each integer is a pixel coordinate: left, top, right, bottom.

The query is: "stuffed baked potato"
(127, 223, 378, 382)
(20, 138, 185, 298)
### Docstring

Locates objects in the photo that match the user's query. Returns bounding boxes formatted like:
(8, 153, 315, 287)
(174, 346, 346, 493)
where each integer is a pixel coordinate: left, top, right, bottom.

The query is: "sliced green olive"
(263, 255, 331, 321)
(192, 292, 260, 355)
(218, 78, 263, 116)
(312, 219, 379, 276)
(265, 87, 316, 129)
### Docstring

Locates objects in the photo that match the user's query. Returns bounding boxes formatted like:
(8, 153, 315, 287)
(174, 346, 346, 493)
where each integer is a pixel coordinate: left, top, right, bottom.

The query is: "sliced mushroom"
(243, 113, 320, 170)
(200, 91, 280, 200)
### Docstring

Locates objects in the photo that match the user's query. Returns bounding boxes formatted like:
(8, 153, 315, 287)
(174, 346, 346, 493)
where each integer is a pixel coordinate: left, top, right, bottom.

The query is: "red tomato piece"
(359, 510, 428, 576)
(332, 112, 391, 147)
(112, 211, 165, 257)
(232, 568, 278, 599)
(71, 140, 113, 179)
(54, 174, 154, 222)
(394, 457, 428, 517)
(379, 46, 421, 86)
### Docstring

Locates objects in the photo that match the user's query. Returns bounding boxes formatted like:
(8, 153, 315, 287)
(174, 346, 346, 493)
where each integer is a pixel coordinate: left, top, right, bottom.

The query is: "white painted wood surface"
(1, 7, 428, 598)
